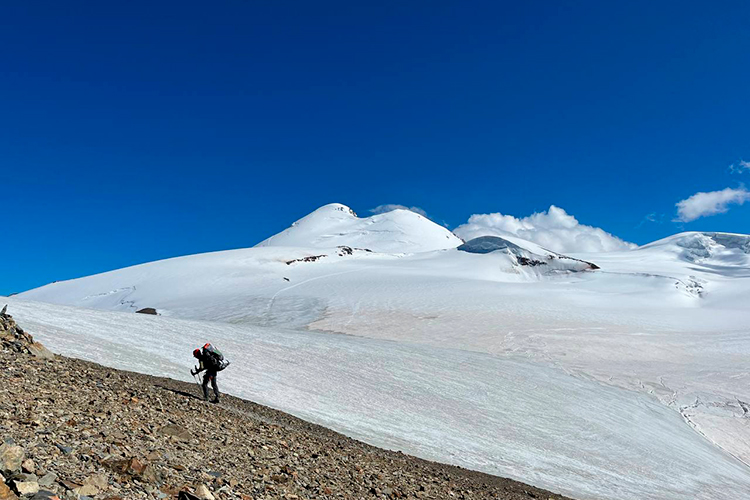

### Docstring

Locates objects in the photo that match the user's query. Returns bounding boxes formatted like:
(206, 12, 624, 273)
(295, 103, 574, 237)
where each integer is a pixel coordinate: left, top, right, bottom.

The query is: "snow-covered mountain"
(639, 231, 750, 268)
(11, 204, 750, 500)
(256, 203, 462, 253)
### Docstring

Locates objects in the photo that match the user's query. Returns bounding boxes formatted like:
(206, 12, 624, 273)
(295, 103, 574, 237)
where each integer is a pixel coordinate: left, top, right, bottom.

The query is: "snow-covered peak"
(294, 203, 359, 223)
(256, 203, 463, 254)
(639, 231, 750, 266)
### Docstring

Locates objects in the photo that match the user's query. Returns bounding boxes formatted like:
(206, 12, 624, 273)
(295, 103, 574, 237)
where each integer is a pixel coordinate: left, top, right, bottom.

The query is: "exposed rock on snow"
(136, 307, 158, 315)
(458, 236, 599, 271)
(458, 235, 527, 254)
(285, 254, 327, 265)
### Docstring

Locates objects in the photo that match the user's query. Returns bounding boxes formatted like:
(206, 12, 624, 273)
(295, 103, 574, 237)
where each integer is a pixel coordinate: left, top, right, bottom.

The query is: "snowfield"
(12, 204, 750, 500)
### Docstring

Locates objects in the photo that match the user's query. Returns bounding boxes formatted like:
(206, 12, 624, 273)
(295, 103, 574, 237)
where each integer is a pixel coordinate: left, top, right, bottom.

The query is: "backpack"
(202, 343, 230, 371)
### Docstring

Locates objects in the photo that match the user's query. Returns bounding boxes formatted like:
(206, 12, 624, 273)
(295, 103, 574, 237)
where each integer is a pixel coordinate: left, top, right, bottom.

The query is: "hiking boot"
(211, 398, 220, 404)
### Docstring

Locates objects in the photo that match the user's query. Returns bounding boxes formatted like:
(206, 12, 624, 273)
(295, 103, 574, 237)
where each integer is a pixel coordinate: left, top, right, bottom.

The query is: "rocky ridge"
(1, 309, 573, 500)
(0, 307, 53, 360)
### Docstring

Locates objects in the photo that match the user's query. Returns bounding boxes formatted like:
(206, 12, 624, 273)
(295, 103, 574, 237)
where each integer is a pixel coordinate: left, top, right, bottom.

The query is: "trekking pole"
(191, 368, 202, 394)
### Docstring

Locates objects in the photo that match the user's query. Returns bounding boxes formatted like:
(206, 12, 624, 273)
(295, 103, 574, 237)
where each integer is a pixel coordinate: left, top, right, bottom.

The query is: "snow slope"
(14, 206, 750, 500)
(6, 297, 750, 500)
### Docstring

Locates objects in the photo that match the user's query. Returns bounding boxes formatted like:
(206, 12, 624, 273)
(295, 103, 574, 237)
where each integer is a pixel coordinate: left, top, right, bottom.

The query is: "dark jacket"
(195, 351, 221, 374)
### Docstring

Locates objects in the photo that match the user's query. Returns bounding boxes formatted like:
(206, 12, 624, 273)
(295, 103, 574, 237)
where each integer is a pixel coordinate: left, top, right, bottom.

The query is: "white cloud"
(454, 205, 636, 253)
(674, 186, 750, 222)
(728, 160, 750, 174)
(369, 204, 429, 218)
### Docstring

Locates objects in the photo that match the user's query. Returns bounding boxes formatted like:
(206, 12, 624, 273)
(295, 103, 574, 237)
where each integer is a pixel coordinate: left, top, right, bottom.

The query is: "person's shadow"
(155, 384, 203, 400)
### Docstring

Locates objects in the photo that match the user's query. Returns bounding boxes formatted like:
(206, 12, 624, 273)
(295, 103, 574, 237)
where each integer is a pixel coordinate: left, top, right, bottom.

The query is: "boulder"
(13, 481, 39, 496)
(0, 445, 24, 475)
(194, 485, 214, 500)
(0, 479, 19, 500)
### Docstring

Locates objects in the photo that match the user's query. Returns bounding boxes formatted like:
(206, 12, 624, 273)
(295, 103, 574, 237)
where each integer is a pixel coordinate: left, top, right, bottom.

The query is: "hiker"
(190, 343, 228, 403)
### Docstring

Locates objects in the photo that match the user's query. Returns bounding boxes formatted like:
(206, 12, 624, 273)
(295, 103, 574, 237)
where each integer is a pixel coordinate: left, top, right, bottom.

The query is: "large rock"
(0, 444, 24, 475)
(194, 485, 214, 500)
(0, 479, 19, 500)
(13, 481, 38, 496)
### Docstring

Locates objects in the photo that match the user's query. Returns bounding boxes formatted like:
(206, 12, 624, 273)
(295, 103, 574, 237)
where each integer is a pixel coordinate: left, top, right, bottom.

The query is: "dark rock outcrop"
(0, 307, 53, 360)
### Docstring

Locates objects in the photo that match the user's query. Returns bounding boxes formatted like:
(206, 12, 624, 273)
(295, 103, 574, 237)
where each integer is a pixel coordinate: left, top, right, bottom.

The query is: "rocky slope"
(0, 311, 573, 500)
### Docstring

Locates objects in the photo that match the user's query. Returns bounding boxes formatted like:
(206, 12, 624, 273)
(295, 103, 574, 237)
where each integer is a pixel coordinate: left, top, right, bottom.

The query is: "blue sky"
(2, 1, 749, 295)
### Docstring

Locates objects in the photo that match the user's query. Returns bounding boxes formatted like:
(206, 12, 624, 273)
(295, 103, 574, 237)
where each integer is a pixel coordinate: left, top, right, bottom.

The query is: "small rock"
(194, 485, 214, 500)
(29, 491, 61, 500)
(37, 474, 56, 488)
(157, 424, 190, 442)
(13, 481, 39, 496)
(75, 484, 99, 496)
(26, 343, 54, 360)
(83, 474, 108, 490)
(54, 445, 72, 456)
(20, 460, 34, 474)
(59, 480, 82, 491)
(139, 465, 159, 484)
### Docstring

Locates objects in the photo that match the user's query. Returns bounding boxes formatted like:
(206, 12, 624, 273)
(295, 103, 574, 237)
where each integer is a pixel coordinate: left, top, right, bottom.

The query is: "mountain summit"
(255, 203, 462, 254)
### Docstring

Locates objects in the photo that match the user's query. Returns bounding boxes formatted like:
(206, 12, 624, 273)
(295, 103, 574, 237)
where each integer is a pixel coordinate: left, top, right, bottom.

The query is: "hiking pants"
(202, 370, 219, 401)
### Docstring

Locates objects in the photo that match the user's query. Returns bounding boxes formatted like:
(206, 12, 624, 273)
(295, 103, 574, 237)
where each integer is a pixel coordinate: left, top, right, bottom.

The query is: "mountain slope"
(1, 329, 575, 500)
(7, 298, 750, 500)
(639, 231, 750, 268)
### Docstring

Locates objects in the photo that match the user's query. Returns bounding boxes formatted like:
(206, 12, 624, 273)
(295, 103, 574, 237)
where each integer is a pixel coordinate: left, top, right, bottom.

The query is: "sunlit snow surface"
(8, 299, 750, 500)
(15, 215, 750, 500)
